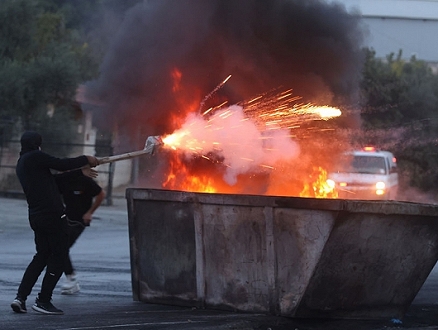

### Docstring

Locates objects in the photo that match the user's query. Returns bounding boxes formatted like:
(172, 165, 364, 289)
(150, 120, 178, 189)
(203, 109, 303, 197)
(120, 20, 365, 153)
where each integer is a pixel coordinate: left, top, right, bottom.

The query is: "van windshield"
(336, 155, 387, 174)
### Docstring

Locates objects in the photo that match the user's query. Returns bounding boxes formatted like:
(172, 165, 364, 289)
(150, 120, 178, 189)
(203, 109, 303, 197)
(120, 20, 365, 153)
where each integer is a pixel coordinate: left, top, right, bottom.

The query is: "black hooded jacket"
(16, 131, 89, 222)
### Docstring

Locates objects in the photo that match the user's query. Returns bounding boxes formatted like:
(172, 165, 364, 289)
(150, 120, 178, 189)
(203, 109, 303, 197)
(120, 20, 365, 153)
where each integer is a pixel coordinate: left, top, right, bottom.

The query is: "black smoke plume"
(86, 0, 365, 149)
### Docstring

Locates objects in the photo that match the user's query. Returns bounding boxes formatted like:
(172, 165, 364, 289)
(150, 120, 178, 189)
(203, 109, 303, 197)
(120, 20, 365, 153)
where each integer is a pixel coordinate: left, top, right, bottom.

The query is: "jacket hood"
(20, 131, 42, 155)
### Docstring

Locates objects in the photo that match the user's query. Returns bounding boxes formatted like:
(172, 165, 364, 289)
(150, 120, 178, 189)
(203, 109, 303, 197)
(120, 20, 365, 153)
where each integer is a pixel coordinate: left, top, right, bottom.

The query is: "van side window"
(385, 158, 390, 172)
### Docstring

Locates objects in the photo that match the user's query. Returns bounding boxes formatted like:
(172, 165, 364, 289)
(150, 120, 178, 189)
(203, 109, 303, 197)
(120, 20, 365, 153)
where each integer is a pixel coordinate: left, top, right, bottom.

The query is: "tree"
(0, 0, 36, 62)
(0, 0, 100, 151)
(360, 48, 438, 194)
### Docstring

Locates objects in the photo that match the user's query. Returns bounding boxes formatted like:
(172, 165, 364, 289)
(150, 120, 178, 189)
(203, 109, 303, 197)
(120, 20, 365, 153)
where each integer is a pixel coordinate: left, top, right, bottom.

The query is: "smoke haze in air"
(86, 0, 365, 146)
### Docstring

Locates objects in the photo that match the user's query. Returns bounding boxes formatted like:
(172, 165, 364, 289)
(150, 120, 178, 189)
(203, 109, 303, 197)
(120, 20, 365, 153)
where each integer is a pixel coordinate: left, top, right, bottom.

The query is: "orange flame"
(171, 68, 182, 92)
(168, 67, 203, 129)
(300, 166, 338, 198)
(163, 154, 217, 193)
(160, 73, 340, 199)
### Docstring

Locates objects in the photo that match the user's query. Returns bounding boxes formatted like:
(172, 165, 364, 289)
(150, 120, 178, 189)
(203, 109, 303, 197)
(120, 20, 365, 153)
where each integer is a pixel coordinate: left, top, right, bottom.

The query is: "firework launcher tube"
(97, 136, 163, 165)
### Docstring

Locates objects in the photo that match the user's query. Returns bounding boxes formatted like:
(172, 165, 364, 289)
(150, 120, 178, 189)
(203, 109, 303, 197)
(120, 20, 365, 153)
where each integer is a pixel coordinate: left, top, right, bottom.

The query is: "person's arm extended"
(82, 190, 106, 225)
(38, 152, 99, 172)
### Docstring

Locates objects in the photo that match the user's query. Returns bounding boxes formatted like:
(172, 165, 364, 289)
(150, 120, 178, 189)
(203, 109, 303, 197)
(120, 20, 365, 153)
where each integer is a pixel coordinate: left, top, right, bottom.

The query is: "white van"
(327, 147, 398, 200)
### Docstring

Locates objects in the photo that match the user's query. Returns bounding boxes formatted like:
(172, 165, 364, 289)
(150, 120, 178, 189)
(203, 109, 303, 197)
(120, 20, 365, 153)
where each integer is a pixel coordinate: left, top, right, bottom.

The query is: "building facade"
(335, 0, 438, 64)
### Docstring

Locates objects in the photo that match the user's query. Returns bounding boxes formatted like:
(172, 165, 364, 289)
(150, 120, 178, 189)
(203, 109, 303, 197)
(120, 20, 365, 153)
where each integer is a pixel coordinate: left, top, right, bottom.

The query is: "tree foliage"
(360, 48, 438, 194)
(0, 0, 36, 62)
(0, 0, 101, 147)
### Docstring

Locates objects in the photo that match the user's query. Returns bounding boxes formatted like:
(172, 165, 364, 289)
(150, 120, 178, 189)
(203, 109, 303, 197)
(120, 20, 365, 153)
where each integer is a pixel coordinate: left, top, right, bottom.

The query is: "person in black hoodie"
(10, 131, 99, 315)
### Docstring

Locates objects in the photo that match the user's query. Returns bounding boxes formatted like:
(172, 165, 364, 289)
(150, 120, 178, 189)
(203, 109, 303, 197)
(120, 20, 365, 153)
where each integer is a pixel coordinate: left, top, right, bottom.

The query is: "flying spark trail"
(199, 75, 232, 113)
(240, 89, 341, 130)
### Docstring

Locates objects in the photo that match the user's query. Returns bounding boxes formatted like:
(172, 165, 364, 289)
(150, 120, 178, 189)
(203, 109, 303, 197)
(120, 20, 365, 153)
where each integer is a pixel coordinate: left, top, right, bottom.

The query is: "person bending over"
(55, 170, 105, 294)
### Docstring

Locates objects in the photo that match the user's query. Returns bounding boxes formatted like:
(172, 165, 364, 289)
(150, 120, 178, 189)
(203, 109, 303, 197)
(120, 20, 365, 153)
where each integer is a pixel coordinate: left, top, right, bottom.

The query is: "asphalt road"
(1, 195, 438, 330)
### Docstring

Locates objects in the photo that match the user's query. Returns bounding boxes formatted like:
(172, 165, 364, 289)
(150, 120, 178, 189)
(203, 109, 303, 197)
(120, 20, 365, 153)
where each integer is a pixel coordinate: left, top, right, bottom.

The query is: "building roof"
(335, 0, 438, 20)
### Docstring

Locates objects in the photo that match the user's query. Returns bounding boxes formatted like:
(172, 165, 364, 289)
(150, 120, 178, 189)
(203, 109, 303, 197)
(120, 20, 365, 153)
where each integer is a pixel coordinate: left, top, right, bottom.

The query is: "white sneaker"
(61, 275, 80, 295)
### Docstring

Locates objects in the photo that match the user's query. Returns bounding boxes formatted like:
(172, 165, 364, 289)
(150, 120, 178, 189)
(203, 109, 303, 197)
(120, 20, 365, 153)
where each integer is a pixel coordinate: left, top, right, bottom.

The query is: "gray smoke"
(86, 0, 365, 148)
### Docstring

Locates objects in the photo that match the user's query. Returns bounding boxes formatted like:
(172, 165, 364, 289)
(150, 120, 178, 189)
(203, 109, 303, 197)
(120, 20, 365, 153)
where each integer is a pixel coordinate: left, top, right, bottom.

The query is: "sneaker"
(11, 297, 27, 313)
(32, 298, 64, 315)
(61, 275, 80, 295)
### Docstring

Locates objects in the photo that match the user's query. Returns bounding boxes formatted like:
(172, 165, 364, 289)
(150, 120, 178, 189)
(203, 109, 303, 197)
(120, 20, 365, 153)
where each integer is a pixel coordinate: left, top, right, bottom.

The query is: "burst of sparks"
(161, 88, 342, 169)
(240, 89, 342, 130)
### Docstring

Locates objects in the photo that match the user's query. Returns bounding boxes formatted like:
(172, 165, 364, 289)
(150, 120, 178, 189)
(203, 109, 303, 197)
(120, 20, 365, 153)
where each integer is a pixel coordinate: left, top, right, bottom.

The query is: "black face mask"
(20, 131, 42, 155)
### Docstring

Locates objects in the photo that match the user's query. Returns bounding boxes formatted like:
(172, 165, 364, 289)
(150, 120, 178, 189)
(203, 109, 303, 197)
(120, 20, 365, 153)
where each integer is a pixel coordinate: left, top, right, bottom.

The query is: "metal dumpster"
(126, 188, 438, 319)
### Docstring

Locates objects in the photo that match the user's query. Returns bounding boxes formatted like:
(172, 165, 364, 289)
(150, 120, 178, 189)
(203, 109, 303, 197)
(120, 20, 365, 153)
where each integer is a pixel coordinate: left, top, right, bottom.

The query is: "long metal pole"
(97, 136, 161, 165)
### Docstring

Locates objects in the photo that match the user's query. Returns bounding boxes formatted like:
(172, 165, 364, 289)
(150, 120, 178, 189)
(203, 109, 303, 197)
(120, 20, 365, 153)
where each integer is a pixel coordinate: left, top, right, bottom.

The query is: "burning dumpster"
(126, 188, 438, 319)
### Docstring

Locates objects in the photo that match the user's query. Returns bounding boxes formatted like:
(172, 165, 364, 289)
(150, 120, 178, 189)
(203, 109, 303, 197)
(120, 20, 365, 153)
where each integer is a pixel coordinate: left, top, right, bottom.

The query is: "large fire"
(155, 73, 342, 198)
(162, 153, 218, 193)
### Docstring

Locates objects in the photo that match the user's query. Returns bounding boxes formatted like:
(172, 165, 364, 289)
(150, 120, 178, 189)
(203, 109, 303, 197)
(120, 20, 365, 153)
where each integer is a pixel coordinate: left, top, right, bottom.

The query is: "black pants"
(17, 215, 69, 303)
(64, 219, 86, 275)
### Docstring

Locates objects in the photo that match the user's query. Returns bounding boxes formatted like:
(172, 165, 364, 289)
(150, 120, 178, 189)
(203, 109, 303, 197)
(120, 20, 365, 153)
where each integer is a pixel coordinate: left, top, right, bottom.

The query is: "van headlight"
(375, 181, 386, 195)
